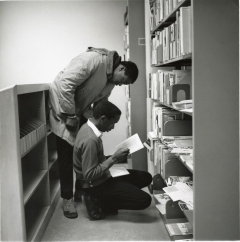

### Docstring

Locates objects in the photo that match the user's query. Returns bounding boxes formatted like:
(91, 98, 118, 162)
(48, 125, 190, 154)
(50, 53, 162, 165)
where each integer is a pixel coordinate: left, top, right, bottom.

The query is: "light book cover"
(109, 167, 129, 178)
(154, 193, 171, 204)
(165, 222, 193, 236)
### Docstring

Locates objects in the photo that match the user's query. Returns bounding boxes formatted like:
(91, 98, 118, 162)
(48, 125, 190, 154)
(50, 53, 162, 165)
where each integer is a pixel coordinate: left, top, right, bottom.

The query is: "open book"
(116, 133, 144, 154)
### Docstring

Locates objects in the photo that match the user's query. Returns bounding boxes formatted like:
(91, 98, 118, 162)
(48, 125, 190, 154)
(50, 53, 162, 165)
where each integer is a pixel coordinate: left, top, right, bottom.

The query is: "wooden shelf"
(152, 53, 192, 67)
(150, 99, 192, 116)
(1, 84, 61, 241)
(25, 206, 50, 241)
(23, 171, 48, 205)
(153, 190, 193, 241)
(183, 210, 193, 226)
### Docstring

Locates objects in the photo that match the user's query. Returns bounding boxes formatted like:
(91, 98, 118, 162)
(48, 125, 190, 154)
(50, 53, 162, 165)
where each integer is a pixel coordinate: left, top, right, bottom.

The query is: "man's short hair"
(121, 61, 138, 84)
(93, 101, 121, 120)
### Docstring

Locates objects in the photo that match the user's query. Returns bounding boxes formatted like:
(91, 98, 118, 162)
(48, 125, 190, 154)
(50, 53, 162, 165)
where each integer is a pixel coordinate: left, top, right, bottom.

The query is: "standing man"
(73, 101, 152, 220)
(48, 47, 138, 219)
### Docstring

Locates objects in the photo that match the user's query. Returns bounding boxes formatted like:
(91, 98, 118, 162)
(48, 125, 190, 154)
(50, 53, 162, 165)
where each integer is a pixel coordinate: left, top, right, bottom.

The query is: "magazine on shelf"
(165, 222, 193, 236)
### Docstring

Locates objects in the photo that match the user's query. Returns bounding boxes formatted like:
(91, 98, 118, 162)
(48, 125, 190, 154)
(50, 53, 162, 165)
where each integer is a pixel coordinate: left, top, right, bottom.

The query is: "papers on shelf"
(178, 201, 193, 210)
(180, 108, 193, 113)
(116, 133, 144, 154)
(109, 167, 130, 177)
(172, 138, 193, 154)
(154, 193, 171, 204)
(174, 139, 193, 149)
(172, 100, 193, 110)
(165, 222, 193, 236)
(180, 155, 193, 163)
(163, 182, 193, 202)
(179, 100, 193, 104)
(166, 176, 191, 186)
(171, 148, 193, 154)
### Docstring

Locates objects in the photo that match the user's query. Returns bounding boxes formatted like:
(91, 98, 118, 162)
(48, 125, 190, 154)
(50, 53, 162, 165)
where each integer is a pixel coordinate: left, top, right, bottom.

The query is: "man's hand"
(66, 117, 78, 131)
(112, 148, 130, 163)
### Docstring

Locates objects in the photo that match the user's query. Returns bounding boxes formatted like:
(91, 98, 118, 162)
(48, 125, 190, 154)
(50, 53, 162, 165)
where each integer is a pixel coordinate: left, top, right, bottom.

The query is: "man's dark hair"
(121, 61, 138, 84)
(93, 101, 121, 120)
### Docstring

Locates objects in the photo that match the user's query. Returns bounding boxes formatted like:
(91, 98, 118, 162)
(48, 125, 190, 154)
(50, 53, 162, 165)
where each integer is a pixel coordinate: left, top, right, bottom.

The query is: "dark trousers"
(83, 170, 152, 211)
(55, 115, 87, 199)
(56, 136, 82, 199)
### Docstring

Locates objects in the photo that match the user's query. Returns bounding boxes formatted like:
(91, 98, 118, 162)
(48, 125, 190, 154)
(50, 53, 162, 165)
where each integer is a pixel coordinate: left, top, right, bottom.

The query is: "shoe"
(74, 189, 85, 202)
(82, 194, 106, 221)
(63, 198, 78, 219)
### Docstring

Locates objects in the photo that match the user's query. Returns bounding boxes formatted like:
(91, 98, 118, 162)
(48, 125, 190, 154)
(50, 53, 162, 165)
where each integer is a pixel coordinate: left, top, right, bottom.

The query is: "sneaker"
(63, 198, 78, 219)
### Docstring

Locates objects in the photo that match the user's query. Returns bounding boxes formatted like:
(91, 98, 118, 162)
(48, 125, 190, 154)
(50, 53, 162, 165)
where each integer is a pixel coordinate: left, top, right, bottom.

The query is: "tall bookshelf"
(145, 0, 239, 240)
(123, 0, 147, 171)
(0, 84, 60, 241)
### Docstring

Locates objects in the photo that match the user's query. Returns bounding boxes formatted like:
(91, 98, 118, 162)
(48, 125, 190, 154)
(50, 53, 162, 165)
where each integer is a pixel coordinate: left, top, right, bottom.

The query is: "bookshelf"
(0, 84, 60, 241)
(123, 0, 147, 171)
(145, 0, 239, 240)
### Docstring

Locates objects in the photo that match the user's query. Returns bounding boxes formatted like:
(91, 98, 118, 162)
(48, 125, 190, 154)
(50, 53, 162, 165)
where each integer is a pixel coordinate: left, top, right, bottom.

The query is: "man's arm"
(81, 138, 115, 182)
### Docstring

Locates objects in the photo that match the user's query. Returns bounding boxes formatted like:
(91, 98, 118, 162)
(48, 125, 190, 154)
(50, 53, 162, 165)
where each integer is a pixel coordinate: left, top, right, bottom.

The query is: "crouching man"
(73, 101, 152, 220)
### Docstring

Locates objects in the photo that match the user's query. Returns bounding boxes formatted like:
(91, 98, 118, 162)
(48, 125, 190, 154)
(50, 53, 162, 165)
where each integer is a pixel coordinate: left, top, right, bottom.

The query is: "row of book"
(151, 6, 192, 64)
(149, 0, 184, 31)
(145, 132, 193, 177)
(148, 69, 191, 105)
(123, 25, 129, 50)
(20, 122, 46, 156)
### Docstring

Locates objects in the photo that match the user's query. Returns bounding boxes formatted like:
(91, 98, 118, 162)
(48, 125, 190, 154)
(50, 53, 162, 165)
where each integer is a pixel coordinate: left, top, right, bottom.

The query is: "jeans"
(83, 169, 152, 211)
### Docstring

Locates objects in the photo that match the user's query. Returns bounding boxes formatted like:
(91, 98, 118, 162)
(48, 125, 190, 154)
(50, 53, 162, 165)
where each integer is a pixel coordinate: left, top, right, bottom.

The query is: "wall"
(0, 0, 128, 154)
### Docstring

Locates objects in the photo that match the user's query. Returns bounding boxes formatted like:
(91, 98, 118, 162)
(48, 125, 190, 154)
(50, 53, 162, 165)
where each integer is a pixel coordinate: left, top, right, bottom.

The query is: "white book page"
(116, 133, 144, 154)
(163, 182, 193, 201)
(109, 167, 130, 177)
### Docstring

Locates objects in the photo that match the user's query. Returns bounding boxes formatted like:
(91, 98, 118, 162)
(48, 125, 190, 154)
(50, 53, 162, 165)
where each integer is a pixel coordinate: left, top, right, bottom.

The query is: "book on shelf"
(165, 222, 193, 236)
(178, 200, 193, 211)
(161, 148, 178, 177)
(154, 193, 171, 204)
(163, 182, 193, 202)
(166, 176, 191, 186)
(180, 6, 192, 55)
(173, 139, 193, 149)
(171, 147, 193, 154)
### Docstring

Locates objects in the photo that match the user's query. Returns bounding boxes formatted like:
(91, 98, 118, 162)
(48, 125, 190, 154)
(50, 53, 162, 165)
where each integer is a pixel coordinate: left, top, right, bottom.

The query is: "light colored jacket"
(48, 49, 116, 145)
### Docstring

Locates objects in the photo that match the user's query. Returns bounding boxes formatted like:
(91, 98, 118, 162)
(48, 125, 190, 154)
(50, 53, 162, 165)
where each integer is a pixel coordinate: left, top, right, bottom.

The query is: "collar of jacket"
(86, 47, 121, 80)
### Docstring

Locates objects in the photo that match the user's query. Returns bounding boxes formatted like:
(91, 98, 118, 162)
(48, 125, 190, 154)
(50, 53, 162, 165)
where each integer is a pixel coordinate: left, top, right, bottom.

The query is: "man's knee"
(137, 193, 152, 210)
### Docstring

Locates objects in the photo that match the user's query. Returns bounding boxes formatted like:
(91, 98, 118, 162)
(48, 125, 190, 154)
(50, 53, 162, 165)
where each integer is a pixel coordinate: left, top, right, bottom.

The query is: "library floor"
(42, 184, 170, 241)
